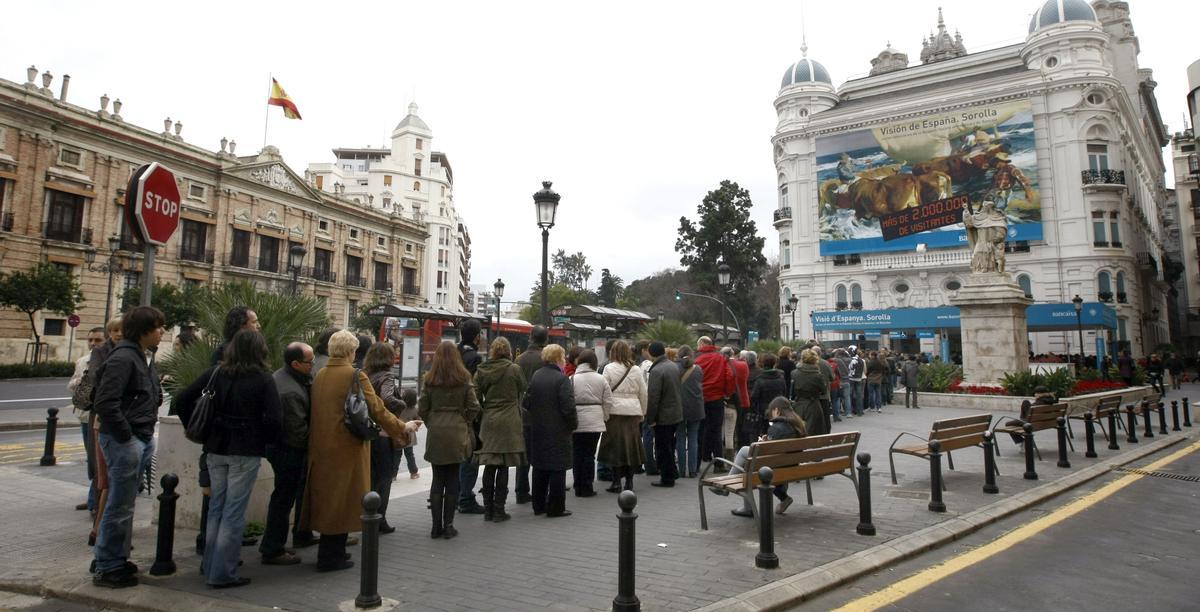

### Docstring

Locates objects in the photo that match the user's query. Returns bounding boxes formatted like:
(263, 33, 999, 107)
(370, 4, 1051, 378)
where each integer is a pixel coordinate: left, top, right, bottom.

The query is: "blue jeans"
(202, 454, 261, 586)
(868, 383, 882, 411)
(847, 380, 864, 415)
(81, 423, 98, 511)
(675, 418, 702, 476)
(94, 432, 155, 574)
(830, 392, 844, 419)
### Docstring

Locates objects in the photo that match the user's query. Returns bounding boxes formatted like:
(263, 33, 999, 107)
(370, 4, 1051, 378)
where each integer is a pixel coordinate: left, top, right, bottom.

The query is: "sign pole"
(141, 244, 154, 307)
(66, 324, 75, 362)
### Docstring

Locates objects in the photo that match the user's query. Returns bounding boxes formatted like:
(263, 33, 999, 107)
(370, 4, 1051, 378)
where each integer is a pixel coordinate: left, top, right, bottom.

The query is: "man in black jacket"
(645, 342, 683, 487)
(91, 306, 165, 589)
(512, 326, 547, 504)
(456, 319, 487, 514)
(260, 342, 314, 565)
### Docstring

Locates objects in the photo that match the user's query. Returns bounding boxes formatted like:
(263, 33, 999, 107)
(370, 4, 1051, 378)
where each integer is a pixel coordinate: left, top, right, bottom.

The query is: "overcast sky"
(3, 1, 1194, 302)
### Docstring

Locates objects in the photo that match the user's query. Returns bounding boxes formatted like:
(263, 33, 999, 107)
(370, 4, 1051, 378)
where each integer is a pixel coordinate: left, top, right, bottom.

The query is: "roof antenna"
(800, 0, 809, 57)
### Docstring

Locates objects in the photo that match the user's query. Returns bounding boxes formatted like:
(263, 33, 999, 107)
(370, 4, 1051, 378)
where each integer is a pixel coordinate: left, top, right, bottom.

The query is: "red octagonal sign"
(126, 162, 181, 246)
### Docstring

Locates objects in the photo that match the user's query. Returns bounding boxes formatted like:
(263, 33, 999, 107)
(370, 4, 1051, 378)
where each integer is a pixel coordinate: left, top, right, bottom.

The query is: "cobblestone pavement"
(1, 386, 1195, 611)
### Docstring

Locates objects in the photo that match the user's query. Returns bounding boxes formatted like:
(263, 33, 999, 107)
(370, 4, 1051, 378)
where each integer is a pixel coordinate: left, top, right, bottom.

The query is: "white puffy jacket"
(603, 362, 647, 418)
(572, 363, 613, 433)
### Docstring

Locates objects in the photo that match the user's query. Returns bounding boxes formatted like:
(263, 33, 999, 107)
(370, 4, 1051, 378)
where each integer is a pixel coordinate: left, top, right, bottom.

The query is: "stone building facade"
(774, 1, 1171, 358)
(0, 66, 428, 362)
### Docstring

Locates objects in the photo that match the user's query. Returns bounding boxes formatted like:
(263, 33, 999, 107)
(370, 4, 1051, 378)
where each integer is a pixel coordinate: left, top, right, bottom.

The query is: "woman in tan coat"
(300, 330, 420, 572)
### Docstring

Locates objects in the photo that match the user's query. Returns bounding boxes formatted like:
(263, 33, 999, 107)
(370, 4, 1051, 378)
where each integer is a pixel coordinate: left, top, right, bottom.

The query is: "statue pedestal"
(950, 273, 1032, 386)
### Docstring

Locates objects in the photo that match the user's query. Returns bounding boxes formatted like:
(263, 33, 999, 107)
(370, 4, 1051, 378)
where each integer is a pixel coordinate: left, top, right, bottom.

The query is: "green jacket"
(417, 382, 481, 465)
(791, 364, 826, 435)
(473, 358, 528, 454)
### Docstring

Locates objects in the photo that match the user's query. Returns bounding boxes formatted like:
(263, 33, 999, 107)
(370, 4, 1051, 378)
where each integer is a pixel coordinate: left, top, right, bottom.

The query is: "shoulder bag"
(610, 364, 633, 392)
(184, 367, 222, 444)
(344, 368, 381, 441)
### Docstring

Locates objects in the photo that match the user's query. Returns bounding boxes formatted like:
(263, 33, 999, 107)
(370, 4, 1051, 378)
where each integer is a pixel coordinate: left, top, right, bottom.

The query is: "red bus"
(379, 316, 567, 383)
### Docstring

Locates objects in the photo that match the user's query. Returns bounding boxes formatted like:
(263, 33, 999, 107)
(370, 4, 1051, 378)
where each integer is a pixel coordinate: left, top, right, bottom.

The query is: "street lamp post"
(85, 235, 124, 324)
(287, 244, 308, 297)
(657, 309, 664, 324)
(717, 260, 731, 345)
(493, 278, 505, 338)
(1072, 295, 1084, 364)
(533, 181, 560, 328)
(787, 294, 799, 342)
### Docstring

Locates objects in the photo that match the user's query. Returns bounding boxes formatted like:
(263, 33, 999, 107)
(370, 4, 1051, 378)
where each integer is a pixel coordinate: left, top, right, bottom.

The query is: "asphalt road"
(0, 377, 73, 424)
(798, 440, 1200, 611)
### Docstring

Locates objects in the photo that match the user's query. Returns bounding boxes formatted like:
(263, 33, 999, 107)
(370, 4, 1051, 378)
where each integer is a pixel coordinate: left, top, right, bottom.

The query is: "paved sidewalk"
(1, 386, 1195, 611)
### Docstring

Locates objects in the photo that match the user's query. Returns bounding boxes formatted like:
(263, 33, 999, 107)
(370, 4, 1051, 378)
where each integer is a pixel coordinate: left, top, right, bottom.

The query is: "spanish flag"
(267, 78, 302, 120)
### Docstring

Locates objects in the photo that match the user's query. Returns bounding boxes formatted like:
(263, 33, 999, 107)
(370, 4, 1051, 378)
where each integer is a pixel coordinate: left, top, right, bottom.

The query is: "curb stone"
(694, 433, 1189, 612)
(0, 570, 279, 612)
(0, 421, 47, 432)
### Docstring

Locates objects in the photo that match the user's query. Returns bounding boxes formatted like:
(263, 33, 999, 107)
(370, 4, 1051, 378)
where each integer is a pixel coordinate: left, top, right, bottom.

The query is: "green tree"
(349, 301, 387, 335)
(636, 319, 695, 347)
(551, 250, 592, 293)
(0, 264, 84, 361)
(676, 180, 768, 338)
(520, 282, 587, 323)
(597, 268, 624, 307)
(120, 281, 206, 329)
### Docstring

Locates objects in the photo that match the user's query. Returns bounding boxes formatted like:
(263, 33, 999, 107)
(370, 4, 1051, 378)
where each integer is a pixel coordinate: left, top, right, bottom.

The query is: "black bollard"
(149, 474, 179, 576)
(1023, 423, 1038, 480)
(928, 440, 947, 512)
(1083, 414, 1098, 458)
(1056, 417, 1071, 468)
(355, 492, 383, 609)
(1142, 402, 1154, 438)
(1183, 397, 1192, 428)
(982, 432, 999, 494)
(39, 408, 59, 466)
(1126, 405, 1139, 444)
(1172, 401, 1181, 431)
(1157, 402, 1168, 435)
(855, 453, 876, 535)
(613, 491, 640, 612)
(1107, 411, 1120, 451)
(755, 467, 779, 569)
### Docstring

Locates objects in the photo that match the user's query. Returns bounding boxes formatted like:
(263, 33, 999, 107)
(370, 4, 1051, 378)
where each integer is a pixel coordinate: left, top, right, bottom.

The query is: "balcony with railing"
(860, 249, 969, 271)
(1081, 169, 1126, 190)
(346, 275, 367, 288)
(178, 247, 215, 264)
(304, 266, 337, 283)
(375, 280, 394, 293)
(402, 283, 420, 296)
(43, 223, 91, 245)
(773, 207, 793, 225)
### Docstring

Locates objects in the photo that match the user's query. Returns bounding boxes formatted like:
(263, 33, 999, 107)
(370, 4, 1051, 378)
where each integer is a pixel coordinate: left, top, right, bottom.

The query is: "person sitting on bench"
(1008, 386, 1056, 444)
(724, 397, 807, 518)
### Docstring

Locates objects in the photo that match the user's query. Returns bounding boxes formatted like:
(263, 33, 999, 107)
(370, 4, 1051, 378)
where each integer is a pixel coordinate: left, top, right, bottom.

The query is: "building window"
(413, 181, 421, 192)
(377, 236, 387, 248)
(258, 235, 280, 272)
(1116, 272, 1127, 303)
(945, 279, 962, 292)
(1109, 212, 1121, 247)
(346, 255, 363, 286)
(414, 159, 422, 177)
(850, 284, 863, 309)
(1097, 271, 1113, 302)
(894, 282, 910, 294)
(781, 241, 791, 268)
(57, 147, 83, 169)
(187, 183, 207, 200)
(441, 186, 447, 197)
(0, 177, 9, 225)
(405, 242, 413, 254)
(402, 267, 418, 294)
(1017, 274, 1033, 299)
(315, 175, 324, 190)
(438, 249, 448, 267)
(1117, 317, 1128, 342)
(374, 261, 391, 292)
(1086, 92, 1105, 106)
(44, 190, 86, 243)
(349, 227, 360, 241)
(347, 299, 358, 325)
(43, 319, 66, 336)
(779, 184, 789, 209)
(313, 248, 333, 282)
(179, 220, 209, 262)
(437, 270, 447, 289)
(230, 229, 251, 267)
(123, 271, 142, 294)
(1087, 143, 1109, 172)
(318, 218, 330, 233)
(381, 197, 391, 208)
(416, 138, 423, 151)
(1092, 211, 1107, 247)
(383, 175, 392, 187)
(835, 285, 848, 309)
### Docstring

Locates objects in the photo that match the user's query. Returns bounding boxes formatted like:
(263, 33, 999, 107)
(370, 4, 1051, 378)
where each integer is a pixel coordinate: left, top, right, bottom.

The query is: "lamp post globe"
(534, 181, 560, 327)
(1072, 294, 1085, 363)
(717, 261, 731, 288)
(788, 294, 799, 341)
(657, 309, 664, 323)
(493, 278, 505, 337)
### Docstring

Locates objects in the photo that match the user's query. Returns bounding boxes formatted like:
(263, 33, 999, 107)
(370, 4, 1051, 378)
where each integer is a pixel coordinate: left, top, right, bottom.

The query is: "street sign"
(553, 316, 569, 324)
(747, 330, 759, 344)
(127, 162, 181, 246)
(67, 314, 80, 328)
(917, 330, 935, 339)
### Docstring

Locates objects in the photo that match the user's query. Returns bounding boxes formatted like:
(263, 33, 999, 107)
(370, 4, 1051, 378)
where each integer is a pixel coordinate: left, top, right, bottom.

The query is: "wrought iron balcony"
(346, 275, 367, 288)
(773, 207, 792, 224)
(1081, 169, 1125, 188)
(304, 267, 336, 283)
(1098, 291, 1114, 303)
(402, 283, 420, 295)
(43, 223, 91, 245)
(178, 247, 215, 264)
(375, 280, 394, 293)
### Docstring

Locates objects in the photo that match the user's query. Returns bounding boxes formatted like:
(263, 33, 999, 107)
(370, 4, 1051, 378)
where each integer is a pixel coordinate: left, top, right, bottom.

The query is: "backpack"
(848, 356, 864, 379)
(827, 359, 842, 390)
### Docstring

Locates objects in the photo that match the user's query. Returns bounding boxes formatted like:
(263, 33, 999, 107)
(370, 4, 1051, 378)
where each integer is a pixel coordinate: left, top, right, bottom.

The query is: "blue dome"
(1029, 0, 1098, 33)
(781, 58, 832, 89)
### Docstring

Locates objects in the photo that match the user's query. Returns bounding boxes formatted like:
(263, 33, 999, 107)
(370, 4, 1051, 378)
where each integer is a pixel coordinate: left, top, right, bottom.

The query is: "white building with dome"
(307, 103, 471, 310)
(774, 1, 1171, 360)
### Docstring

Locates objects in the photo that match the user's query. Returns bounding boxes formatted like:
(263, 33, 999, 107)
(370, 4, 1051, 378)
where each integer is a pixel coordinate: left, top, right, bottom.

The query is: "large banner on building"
(816, 98, 1042, 255)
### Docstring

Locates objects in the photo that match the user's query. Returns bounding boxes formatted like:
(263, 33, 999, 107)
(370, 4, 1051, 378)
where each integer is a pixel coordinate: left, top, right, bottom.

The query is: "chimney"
(59, 74, 70, 101)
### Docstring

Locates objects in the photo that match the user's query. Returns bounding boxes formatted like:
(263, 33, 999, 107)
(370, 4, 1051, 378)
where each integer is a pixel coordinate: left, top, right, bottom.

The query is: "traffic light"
(674, 290, 681, 301)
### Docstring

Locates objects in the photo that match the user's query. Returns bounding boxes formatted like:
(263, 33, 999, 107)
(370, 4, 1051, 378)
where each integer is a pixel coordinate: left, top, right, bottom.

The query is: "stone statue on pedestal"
(963, 199, 1008, 274)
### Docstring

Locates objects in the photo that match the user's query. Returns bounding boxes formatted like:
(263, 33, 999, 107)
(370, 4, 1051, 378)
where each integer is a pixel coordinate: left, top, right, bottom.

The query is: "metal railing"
(304, 266, 337, 283)
(402, 283, 420, 295)
(1081, 169, 1125, 186)
(177, 247, 215, 264)
(43, 223, 91, 245)
(773, 207, 792, 222)
(347, 275, 367, 288)
(375, 280, 394, 293)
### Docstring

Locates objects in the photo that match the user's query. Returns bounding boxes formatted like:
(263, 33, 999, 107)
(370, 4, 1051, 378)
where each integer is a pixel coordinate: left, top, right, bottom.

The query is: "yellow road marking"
(834, 440, 1200, 612)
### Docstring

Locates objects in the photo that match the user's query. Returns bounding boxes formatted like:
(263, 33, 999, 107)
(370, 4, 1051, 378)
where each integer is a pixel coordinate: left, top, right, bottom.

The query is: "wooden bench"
(888, 414, 994, 489)
(991, 402, 1071, 460)
(1068, 395, 1124, 441)
(698, 431, 860, 530)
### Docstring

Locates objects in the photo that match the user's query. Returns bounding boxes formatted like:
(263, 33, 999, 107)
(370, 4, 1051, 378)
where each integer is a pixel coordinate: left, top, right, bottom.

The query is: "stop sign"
(126, 162, 181, 246)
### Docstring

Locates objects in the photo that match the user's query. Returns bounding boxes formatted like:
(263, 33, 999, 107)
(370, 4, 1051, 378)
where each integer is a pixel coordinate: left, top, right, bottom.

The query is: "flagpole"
(263, 73, 272, 149)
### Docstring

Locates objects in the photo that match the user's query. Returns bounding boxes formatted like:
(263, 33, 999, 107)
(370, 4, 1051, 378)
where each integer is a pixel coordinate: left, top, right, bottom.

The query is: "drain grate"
(1114, 467, 1200, 483)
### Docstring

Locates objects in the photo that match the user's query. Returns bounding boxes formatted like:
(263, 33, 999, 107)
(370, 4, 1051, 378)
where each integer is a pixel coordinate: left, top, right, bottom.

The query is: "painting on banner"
(815, 98, 1042, 255)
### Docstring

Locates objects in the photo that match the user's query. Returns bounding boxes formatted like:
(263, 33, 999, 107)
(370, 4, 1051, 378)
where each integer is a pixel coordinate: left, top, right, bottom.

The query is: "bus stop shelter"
(689, 323, 742, 347)
(367, 303, 487, 388)
(551, 304, 653, 337)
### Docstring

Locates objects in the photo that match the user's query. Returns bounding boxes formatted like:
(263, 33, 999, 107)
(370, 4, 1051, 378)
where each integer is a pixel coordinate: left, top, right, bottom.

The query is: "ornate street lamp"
(85, 235, 124, 324)
(1072, 294, 1085, 363)
(717, 260, 731, 345)
(287, 244, 307, 296)
(787, 294, 799, 341)
(493, 278, 505, 337)
(657, 309, 664, 323)
(533, 181, 560, 327)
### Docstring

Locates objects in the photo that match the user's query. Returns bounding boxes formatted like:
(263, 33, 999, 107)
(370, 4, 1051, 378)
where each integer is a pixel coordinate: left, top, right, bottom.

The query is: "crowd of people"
(66, 306, 939, 591)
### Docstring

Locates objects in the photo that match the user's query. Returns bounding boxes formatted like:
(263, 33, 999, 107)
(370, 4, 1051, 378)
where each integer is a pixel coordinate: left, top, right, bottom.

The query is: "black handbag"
(184, 368, 222, 444)
(343, 368, 381, 441)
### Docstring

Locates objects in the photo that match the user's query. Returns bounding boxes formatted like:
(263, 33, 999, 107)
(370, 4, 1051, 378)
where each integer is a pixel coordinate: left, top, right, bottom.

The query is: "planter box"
(922, 385, 1152, 414)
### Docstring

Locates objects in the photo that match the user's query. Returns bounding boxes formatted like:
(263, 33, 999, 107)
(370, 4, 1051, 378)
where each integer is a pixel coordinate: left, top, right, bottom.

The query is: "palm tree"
(636, 319, 695, 348)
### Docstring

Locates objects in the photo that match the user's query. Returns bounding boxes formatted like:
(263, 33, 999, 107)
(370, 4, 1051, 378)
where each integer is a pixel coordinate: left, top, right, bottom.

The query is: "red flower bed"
(947, 382, 1008, 395)
(1070, 380, 1127, 396)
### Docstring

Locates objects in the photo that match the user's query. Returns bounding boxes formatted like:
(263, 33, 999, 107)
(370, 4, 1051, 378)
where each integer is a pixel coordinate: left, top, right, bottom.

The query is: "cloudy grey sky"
(2, 1, 1194, 302)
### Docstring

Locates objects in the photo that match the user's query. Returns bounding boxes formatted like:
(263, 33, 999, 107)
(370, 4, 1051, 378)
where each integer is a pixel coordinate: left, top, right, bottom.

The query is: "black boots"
(429, 493, 444, 539)
(441, 494, 458, 539)
(482, 479, 495, 522)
